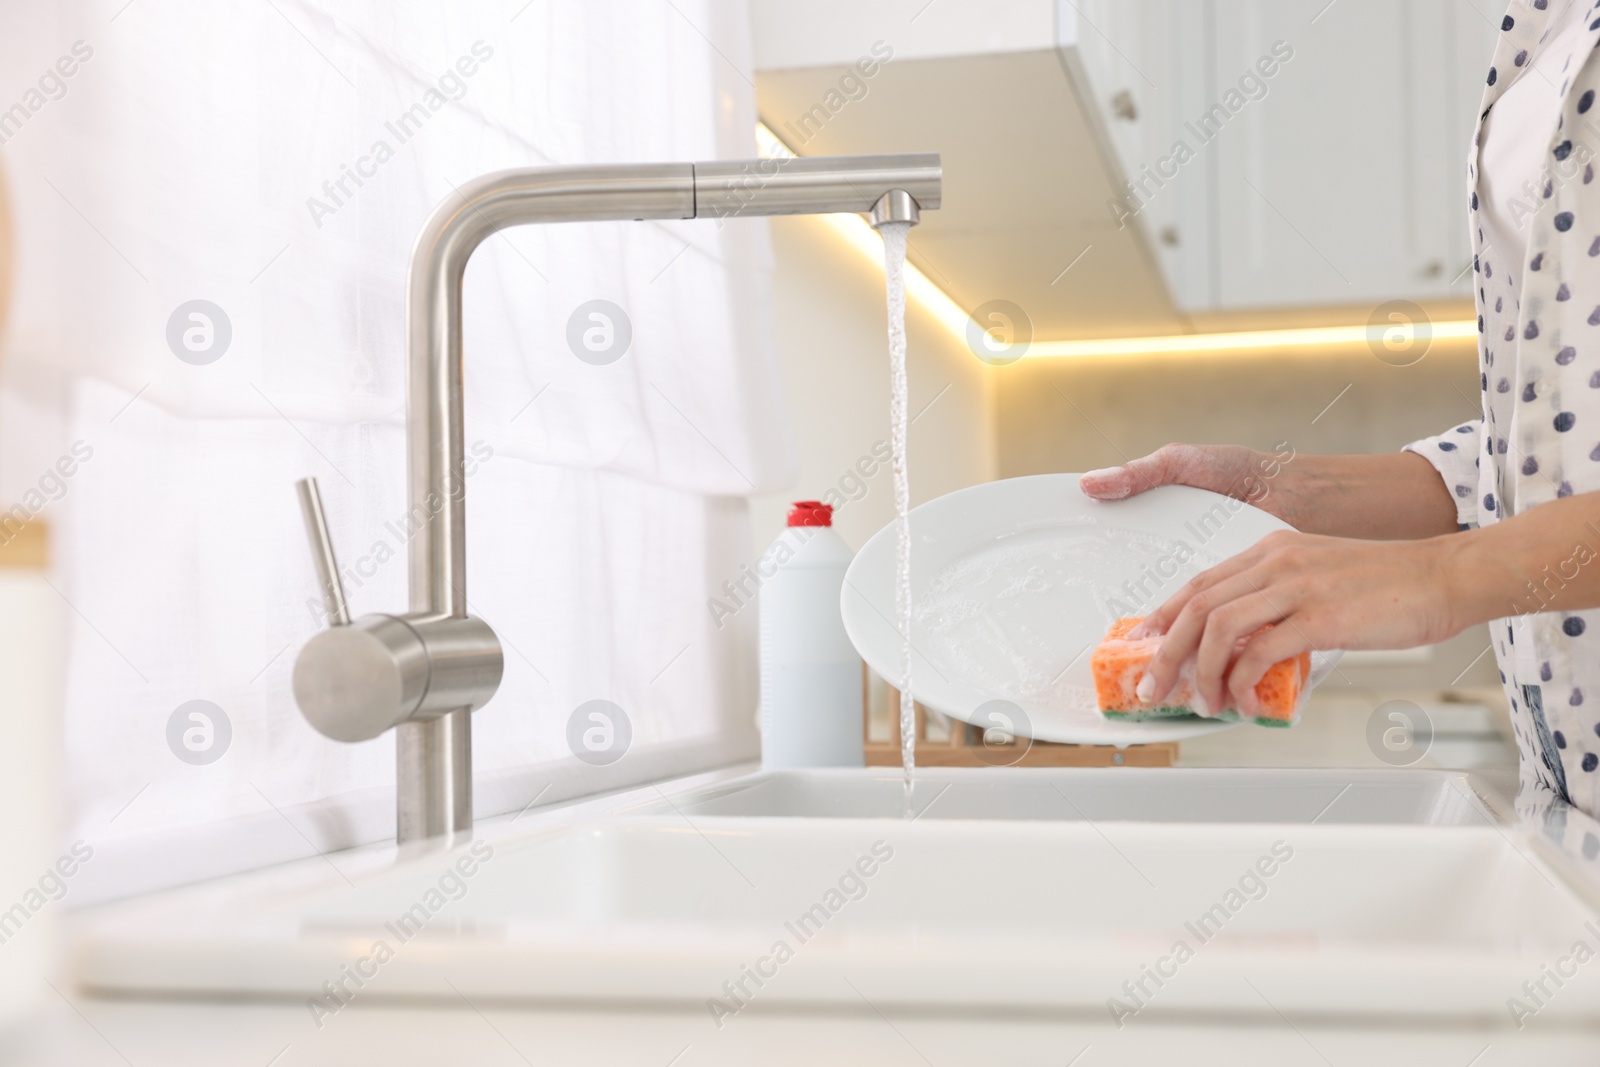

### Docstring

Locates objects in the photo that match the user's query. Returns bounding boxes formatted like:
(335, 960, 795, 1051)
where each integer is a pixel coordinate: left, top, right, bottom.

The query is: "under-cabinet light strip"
(753, 123, 1478, 360)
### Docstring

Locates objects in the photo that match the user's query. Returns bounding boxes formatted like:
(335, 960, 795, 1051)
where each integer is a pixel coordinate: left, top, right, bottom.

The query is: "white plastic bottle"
(760, 501, 864, 768)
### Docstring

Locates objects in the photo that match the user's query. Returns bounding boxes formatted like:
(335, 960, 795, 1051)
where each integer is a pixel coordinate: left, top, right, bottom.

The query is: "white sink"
(73, 768, 1600, 1023)
(615, 767, 1499, 824)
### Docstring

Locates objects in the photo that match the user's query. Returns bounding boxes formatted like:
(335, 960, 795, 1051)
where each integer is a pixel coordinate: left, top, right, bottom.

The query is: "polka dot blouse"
(1406, 0, 1600, 816)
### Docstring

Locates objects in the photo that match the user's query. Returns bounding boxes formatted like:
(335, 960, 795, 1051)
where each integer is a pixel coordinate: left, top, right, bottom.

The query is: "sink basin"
(617, 767, 1499, 825)
(74, 768, 1600, 1022)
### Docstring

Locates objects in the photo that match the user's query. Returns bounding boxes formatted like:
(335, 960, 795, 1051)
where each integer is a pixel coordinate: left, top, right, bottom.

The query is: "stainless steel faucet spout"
(694, 153, 939, 221)
(870, 189, 921, 229)
(293, 152, 942, 844)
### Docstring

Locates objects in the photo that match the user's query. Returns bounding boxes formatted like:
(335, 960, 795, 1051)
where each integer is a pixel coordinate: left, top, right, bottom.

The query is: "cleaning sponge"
(1090, 617, 1309, 727)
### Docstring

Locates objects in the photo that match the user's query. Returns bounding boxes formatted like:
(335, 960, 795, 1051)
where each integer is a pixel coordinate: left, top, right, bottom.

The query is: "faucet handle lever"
(295, 476, 351, 627)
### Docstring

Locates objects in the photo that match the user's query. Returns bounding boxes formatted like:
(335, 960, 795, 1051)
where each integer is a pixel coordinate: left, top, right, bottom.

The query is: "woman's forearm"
(1445, 491, 1600, 627)
(1271, 451, 1459, 540)
(1081, 443, 1460, 540)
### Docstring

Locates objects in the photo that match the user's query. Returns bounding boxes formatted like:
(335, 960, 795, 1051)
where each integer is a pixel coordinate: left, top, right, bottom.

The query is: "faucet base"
(396, 710, 472, 843)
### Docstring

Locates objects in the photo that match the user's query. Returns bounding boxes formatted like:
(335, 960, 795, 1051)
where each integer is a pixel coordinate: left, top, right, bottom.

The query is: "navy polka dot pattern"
(1403, 0, 1600, 818)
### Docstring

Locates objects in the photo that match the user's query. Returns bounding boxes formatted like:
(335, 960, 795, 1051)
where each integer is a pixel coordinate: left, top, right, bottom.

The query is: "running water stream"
(879, 220, 914, 807)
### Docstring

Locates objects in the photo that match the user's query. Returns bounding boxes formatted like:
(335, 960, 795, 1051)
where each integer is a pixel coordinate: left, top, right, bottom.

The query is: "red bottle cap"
(787, 501, 833, 527)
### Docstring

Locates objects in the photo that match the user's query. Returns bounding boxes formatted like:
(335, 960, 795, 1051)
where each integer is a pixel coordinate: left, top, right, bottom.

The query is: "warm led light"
(753, 122, 793, 161)
(753, 123, 1479, 361)
(1025, 320, 1480, 359)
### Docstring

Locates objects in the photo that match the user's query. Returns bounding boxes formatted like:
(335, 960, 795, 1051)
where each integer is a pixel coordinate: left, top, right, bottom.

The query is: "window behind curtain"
(0, 0, 795, 903)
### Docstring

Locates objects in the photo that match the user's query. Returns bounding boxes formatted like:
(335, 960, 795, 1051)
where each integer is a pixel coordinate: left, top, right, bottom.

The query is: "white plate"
(840, 474, 1342, 746)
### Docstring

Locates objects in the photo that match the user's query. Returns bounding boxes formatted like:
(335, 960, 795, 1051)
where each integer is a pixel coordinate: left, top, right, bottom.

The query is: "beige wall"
(751, 214, 997, 554)
(994, 340, 1482, 474)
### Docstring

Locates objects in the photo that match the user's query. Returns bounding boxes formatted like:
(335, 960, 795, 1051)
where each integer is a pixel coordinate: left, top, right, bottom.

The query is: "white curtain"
(0, 0, 795, 900)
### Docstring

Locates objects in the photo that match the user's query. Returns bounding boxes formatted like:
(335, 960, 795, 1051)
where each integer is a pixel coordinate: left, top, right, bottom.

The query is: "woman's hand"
(1136, 530, 1464, 717)
(1080, 443, 1302, 525)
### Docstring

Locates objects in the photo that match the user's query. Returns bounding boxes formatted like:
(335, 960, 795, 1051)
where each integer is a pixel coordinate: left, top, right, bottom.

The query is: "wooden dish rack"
(863, 682, 1178, 768)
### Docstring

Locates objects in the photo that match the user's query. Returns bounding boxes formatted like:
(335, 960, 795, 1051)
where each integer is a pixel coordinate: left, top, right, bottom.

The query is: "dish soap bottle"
(760, 501, 864, 768)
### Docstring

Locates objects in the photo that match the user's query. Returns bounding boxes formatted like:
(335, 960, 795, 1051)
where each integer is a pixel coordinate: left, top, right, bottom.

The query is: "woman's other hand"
(1080, 443, 1299, 524)
(1134, 530, 1463, 718)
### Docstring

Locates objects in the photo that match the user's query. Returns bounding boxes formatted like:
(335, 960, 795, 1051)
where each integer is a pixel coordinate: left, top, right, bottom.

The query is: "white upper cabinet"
(1206, 0, 1494, 309)
(1065, 0, 1215, 310)
(1071, 0, 1499, 312)
(750, 0, 1059, 69)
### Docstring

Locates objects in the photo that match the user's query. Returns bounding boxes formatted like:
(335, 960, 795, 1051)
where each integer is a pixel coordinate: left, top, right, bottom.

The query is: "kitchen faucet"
(291, 153, 942, 844)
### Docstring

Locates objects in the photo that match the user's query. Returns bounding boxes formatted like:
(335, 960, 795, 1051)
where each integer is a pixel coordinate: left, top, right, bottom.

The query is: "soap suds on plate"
(914, 525, 1219, 712)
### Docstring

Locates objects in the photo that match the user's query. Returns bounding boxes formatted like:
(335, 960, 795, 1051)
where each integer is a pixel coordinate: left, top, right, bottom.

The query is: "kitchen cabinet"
(750, 0, 1499, 324)
(1069, 0, 1498, 312)
(1064, 0, 1213, 310)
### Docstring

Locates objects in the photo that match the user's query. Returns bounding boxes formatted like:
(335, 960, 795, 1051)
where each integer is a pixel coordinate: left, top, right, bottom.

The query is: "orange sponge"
(1090, 617, 1310, 727)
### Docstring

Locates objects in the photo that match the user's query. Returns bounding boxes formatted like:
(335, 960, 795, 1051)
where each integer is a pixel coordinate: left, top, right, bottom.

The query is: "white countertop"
(5, 989, 1598, 1066)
